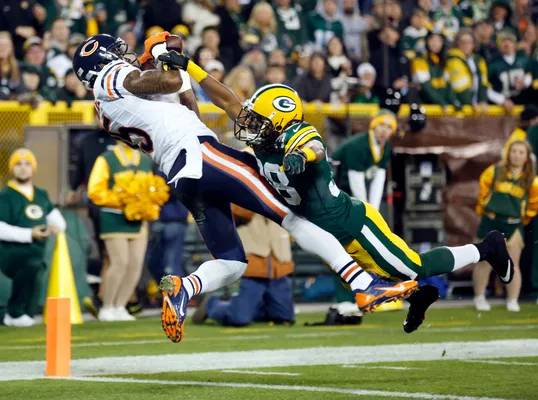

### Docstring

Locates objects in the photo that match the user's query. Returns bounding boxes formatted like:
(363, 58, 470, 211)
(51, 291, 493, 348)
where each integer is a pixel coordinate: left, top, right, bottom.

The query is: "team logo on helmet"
(272, 96, 296, 113)
(25, 205, 44, 220)
(81, 39, 99, 57)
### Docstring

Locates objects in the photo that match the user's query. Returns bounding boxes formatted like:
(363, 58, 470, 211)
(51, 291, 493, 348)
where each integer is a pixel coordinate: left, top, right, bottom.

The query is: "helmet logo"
(81, 40, 99, 56)
(272, 96, 296, 113)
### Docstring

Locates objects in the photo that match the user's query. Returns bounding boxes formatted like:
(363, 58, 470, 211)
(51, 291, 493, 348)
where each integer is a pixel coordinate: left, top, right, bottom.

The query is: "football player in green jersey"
(161, 51, 514, 332)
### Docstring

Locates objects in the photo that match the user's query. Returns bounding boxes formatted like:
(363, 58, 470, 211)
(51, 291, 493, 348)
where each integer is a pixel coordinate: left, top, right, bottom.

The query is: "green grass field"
(2, 304, 538, 399)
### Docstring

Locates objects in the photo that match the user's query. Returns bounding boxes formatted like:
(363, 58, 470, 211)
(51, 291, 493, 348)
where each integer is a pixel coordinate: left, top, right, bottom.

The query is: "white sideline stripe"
(464, 360, 538, 366)
(201, 146, 289, 214)
(2, 339, 538, 382)
(65, 376, 510, 400)
(3, 324, 538, 351)
(221, 369, 301, 376)
(361, 225, 418, 279)
(341, 365, 421, 370)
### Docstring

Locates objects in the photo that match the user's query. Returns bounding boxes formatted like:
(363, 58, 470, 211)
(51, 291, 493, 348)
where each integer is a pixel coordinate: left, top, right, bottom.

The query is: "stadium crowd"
(1, 0, 538, 109)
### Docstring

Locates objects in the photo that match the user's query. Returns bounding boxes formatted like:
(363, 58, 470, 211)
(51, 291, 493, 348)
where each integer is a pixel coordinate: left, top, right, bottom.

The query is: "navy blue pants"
(206, 276, 295, 326)
(167, 138, 289, 263)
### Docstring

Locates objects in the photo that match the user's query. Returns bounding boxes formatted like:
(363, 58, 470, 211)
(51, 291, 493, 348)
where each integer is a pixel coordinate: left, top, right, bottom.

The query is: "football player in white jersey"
(73, 33, 417, 342)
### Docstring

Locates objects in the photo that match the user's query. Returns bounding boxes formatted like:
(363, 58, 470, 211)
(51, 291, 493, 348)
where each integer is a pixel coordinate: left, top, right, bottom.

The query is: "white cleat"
(474, 295, 491, 312)
(506, 300, 520, 312)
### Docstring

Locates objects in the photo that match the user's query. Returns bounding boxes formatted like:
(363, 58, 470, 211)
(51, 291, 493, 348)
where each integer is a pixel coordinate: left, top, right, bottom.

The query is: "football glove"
(138, 31, 170, 64)
(283, 150, 307, 175)
(158, 52, 190, 71)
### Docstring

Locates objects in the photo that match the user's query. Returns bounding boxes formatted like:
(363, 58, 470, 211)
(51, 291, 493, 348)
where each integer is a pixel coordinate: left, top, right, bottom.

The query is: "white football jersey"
(93, 59, 217, 177)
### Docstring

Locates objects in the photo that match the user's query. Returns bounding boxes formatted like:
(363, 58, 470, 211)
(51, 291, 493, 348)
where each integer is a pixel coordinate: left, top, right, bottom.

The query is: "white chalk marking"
(220, 369, 301, 376)
(341, 365, 421, 370)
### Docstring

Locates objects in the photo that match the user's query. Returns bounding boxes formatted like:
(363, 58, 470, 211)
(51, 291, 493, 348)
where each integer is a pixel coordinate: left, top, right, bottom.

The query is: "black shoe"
(403, 284, 439, 334)
(478, 230, 515, 284)
(304, 307, 363, 326)
(127, 300, 143, 317)
(192, 294, 211, 325)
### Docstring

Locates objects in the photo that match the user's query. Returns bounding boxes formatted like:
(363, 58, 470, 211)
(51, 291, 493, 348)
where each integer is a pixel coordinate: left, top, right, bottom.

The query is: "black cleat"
(403, 284, 439, 334)
(478, 230, 515, 284)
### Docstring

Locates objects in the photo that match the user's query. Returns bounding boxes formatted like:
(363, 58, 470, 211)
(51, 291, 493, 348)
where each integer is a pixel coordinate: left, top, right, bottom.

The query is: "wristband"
(186, 61, 208, 83)
(301, 147, 316, 162)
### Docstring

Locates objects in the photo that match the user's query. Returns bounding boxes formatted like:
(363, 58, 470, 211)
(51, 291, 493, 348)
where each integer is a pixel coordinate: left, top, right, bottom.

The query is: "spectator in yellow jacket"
(446, 28, 489, 111)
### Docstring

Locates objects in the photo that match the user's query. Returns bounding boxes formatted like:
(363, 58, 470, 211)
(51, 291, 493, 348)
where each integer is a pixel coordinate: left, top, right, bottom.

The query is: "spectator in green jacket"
(23, 37, 58, 102)
(274, 0, 308, 55)
(307, 0, 344, 51)
(402, 8, 429, 60)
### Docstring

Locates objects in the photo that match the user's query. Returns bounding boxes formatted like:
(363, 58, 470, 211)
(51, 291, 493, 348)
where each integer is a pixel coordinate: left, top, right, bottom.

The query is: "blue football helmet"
(72, 34, 129, 89)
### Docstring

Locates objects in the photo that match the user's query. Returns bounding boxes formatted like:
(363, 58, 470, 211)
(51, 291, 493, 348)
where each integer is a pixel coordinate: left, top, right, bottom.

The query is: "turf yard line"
(64, 376, 511, 400)
(3, 339, 538, 381)
(341, 365, 421, 370)
(463, 360, 538, 366)
(220, 370, 302, 376)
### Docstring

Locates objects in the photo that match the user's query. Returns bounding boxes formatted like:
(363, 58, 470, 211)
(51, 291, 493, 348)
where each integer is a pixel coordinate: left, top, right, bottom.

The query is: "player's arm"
(123, 69, 183, 96)
(158, 52, 242, 120)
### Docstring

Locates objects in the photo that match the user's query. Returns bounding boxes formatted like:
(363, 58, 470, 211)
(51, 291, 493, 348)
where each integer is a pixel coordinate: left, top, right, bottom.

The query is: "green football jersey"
(332, 132, 391, 196)
(488, 53, 530, 98)
(0, 182, 53, 255)
(254, 121, 362, 245)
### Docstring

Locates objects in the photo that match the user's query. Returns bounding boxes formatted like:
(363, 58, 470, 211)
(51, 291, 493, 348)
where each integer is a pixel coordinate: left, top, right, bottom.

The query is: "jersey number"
(101, 115, 154, 153)
(257, 161, 302, 206)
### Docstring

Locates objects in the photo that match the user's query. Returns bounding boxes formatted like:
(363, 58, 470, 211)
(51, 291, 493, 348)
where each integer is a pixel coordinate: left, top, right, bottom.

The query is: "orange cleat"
(354, 274, 418, 313)
(159, 275, 188, 343)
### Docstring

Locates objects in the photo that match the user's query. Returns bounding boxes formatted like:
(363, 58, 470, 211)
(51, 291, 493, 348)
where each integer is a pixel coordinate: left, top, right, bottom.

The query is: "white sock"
(183, 259, 247, 298)
(448, 245, 480, 272)
(282, 213, 373, 290)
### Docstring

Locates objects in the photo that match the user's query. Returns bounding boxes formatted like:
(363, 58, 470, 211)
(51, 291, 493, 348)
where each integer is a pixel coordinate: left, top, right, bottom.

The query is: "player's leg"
(357, 202, 513, 284)
(199, 139, 418, 311)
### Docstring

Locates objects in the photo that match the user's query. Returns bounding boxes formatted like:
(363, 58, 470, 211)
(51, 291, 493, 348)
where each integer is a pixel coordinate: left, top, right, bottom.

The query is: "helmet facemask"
(234, 102, 281, 152)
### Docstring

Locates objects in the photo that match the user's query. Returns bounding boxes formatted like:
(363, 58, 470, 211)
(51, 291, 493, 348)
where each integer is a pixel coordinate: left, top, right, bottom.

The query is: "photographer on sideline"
(0, 149, 66, 327)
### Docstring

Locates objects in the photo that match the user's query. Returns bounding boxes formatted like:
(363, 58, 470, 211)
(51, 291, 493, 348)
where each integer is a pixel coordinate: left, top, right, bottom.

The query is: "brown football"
(166, 34, 183, 53)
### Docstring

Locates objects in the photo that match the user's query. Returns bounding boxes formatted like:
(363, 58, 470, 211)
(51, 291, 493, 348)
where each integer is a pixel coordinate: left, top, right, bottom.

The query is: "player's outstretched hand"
(283, 150, 307, 175)
(158, 52, 190, 71)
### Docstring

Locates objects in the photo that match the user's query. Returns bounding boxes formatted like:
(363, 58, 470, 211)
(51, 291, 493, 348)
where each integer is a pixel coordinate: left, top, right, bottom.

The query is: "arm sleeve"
(476, 165, 495, 216)
(368, 168, 387, 210)
(487, 88, 505, 105)
(87, 156, 122, 208)
(285, 125, 323, 155)
(46, 208, 66, 232)
(0, 222, 32, 243)
(348, 170, 368, 202)
(525, 178, 538, 224)
(446, 58, 472, 94)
